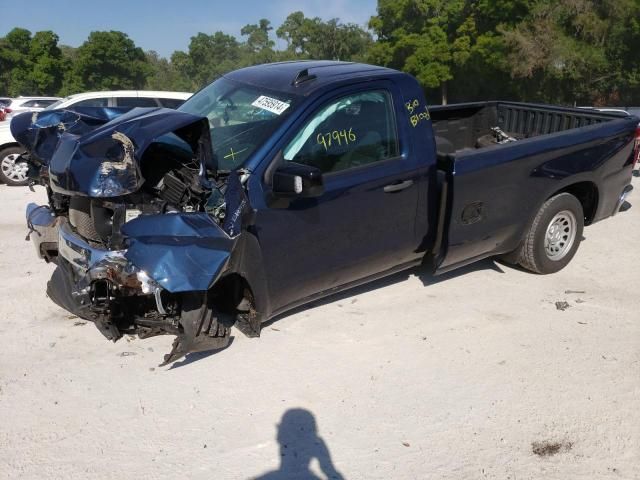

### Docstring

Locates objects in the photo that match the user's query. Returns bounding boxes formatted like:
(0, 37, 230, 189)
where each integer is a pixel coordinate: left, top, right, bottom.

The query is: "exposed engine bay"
(17, 106, 258, 365)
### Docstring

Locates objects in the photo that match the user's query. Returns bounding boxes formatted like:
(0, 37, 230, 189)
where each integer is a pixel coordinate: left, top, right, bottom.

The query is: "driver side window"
(283, 90, 398, 174)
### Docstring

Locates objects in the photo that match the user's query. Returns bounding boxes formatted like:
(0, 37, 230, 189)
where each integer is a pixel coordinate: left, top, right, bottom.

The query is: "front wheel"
(517, 193, 584, 274)
(0, 146, 29, 186)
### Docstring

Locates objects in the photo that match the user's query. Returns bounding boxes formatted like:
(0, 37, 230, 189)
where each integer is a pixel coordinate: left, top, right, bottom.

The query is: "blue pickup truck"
(17, 61, 638, 364)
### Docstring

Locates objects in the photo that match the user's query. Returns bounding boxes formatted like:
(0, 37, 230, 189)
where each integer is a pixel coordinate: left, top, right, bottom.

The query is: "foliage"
(241, 19, 277, 64)
(0, 28, 64, 96)
(71, 31, 149, 92)
(277, 12, 372, 61)
(500, 0, 640, 104)
(0, 2, 638, 106)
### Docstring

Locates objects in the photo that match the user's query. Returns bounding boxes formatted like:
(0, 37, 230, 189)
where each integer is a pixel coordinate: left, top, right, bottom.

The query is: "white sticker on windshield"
(251, 96, 290, 115)
(125, 209, 141, 223)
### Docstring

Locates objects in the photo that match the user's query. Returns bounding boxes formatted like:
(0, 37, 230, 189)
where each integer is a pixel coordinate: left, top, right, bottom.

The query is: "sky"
(0, 0, 378, 58)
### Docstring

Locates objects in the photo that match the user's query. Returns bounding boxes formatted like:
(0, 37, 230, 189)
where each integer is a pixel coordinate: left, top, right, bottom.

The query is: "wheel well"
(0, 143, 22, 153)
(209, 273, 252, 312)
(208, 273, 260, 337)
(553, 182, 599, 225)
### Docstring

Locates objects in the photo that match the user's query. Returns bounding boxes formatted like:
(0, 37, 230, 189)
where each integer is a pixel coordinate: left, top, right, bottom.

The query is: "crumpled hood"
(11, 107, 212, 197)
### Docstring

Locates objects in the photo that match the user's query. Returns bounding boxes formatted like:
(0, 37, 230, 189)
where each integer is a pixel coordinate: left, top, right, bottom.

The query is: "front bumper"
(26, 204, 165, 336)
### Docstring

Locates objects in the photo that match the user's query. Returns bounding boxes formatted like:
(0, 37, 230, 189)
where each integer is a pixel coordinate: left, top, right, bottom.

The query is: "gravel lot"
(0, 178, 638, 480)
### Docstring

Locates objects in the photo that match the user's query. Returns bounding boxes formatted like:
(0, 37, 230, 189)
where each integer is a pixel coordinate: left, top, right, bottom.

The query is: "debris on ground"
(118, 352, 137, 357)
(564, 290, 585, 294)
(532, 440, 573, 457)
(555, 301, 571, 311)
(73, 321, 87, 326)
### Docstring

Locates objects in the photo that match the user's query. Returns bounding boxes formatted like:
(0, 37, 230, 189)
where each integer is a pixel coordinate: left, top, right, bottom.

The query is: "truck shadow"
(265, 257, 504, 327)
(252, 408, 345, 480)
(170, 259, 504, 365)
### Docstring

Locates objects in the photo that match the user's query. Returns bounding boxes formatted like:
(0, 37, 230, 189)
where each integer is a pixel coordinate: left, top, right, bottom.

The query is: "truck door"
(255, 86, 423, 312)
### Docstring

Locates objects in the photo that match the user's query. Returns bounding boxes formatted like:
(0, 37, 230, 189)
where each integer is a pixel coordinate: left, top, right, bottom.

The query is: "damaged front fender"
(122, 212, 237, 292)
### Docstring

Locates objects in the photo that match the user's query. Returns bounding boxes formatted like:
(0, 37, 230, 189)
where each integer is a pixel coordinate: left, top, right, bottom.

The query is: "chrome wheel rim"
(1, 152, 28, 183)
(544, 210, 577, 261)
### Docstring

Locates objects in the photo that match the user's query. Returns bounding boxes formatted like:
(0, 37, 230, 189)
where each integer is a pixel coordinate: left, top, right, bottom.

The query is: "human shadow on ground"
(252, 408, 344, 480)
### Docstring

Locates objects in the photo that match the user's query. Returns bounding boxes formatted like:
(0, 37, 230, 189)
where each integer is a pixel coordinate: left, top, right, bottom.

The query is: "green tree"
(277, 12, 372, 61)
(184, 32, 244, 89)
(0, 28, 33, 95)
(0, 28, 66, 96)
(368, 0, 479, 104)
(241, 18, 276, 64)
(501, 0, 640, 105)
(145, 50, 193, 91)
(29, 31, 64, 95)
(71, 31, 150, 91)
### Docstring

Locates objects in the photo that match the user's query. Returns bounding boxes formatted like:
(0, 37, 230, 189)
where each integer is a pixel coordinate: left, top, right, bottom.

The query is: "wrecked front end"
(18, 107, 257, 365)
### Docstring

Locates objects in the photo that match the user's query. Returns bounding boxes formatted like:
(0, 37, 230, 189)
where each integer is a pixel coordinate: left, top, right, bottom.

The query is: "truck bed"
(429, 101, 638, 273)
(430, 101, 625, 156)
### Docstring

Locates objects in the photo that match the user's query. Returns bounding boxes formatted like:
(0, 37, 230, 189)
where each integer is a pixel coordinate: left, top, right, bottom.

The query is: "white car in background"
(2, 96, 62, 120)
(0, 90, 192, 186)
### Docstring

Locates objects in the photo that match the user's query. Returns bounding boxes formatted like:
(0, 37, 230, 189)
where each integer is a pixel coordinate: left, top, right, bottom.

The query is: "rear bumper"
(613, 184, 633, 215)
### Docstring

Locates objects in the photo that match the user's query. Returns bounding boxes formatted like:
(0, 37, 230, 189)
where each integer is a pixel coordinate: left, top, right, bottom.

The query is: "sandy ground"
(0, 179, 638, 480)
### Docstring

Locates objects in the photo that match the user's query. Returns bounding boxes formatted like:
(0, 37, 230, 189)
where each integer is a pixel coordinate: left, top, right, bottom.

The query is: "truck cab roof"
(224, 61, 401, 96)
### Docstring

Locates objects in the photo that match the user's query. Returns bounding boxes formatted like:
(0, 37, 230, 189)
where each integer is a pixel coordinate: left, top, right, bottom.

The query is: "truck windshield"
(179, 77, 299, 170)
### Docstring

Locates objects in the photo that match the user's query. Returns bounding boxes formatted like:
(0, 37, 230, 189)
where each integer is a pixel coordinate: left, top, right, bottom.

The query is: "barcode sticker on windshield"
(251, 96, 290, 115)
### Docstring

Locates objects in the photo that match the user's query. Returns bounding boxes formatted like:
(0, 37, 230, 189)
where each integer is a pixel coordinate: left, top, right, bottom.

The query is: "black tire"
(517, 193, 584, 274)
(0, 146, 29, 186)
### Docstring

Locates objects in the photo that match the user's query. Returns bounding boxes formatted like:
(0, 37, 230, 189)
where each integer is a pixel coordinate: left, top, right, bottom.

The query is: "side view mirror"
(273, 162, 324, 198)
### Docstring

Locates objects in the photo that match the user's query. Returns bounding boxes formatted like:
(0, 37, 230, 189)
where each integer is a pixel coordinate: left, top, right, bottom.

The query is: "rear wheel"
(517, 193, 584, 274)
(0, 146, 29, 186)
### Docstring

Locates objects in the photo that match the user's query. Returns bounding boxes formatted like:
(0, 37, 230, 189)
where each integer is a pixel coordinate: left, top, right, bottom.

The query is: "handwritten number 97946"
(316, 128, 357, 151)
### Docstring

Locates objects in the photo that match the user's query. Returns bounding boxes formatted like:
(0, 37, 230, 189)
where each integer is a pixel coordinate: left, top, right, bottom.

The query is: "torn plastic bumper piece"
(26, 203, 59, 260)
(159, 291, 232, 366)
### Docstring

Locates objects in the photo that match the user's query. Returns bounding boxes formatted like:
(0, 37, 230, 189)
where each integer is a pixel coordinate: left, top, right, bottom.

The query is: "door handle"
(383, 179, 414, 193)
